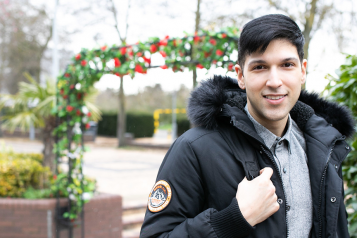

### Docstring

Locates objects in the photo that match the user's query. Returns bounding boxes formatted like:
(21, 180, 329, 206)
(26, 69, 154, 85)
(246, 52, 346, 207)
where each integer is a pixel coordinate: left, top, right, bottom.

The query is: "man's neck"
(247, 107, 289, 137)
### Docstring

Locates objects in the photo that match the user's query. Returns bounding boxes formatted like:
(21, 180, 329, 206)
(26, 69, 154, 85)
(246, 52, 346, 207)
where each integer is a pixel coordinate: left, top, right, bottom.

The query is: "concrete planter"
(0, 193, 122, 238)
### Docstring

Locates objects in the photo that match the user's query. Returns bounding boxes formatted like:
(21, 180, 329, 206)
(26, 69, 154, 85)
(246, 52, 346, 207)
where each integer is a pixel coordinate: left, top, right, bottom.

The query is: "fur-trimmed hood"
(187, 75, 355, 138)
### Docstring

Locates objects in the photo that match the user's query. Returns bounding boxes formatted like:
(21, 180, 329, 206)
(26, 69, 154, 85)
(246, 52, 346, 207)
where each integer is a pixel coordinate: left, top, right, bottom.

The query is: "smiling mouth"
(263, 95, 287, 100)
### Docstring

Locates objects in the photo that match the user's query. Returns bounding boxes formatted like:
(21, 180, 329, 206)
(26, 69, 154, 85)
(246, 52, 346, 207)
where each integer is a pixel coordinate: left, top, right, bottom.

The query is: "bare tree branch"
(125, 0, 131, 43)
(108, 0, 125, 44)
(314, 3, 333, 33)
(267, 0, 296, 20)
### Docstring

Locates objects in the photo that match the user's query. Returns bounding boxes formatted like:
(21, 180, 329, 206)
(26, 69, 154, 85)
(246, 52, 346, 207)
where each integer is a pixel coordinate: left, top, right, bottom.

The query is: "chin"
(264, 112, 289, 122)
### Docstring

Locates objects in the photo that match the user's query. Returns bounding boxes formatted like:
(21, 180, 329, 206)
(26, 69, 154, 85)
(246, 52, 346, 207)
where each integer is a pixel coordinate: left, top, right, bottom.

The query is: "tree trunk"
(301, 0, 318, 89)
(42, 116, 56, 173)
(191, 0, 201, 89)
(192, 68, 197, 88)
(117, 76, 126, 147)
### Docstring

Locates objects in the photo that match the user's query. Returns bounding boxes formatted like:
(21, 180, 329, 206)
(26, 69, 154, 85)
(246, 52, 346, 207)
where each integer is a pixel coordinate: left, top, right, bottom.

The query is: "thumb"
(239, 176, 248, 185)
(260, 167, 273, 179)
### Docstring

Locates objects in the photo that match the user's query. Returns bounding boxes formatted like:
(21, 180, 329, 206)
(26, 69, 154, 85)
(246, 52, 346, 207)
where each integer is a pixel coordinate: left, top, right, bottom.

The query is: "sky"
(40, 0, 357, 95)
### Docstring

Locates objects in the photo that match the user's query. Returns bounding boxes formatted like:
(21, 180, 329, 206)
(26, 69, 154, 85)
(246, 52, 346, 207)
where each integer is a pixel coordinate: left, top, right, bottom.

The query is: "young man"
(140, 14, 354, 237)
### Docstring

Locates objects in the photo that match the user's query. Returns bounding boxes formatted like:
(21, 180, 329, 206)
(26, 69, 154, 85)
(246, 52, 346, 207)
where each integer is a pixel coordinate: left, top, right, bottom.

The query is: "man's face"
(235, 39, 307, 130)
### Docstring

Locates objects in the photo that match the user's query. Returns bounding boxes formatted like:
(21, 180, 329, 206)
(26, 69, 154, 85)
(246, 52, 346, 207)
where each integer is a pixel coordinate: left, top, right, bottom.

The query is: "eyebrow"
(247, 57, 300, 67)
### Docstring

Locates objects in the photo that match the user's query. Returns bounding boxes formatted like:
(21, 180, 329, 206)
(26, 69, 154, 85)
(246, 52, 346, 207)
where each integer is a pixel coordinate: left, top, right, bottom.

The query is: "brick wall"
(0, 193, 122, 238)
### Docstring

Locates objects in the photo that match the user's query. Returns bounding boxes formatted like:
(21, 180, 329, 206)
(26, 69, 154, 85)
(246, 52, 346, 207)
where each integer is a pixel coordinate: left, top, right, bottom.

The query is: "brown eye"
(283, 63, 294, 67)
(254, 65, 264, 70)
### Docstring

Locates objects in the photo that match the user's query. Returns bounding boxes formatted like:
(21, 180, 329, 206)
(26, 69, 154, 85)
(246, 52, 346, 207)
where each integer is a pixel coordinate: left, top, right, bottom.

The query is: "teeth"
(265, 95, 285, 100)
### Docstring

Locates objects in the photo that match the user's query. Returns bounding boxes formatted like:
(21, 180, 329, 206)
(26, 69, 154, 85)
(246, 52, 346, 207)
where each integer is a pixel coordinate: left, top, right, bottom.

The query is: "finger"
(260, 167, 273, 179)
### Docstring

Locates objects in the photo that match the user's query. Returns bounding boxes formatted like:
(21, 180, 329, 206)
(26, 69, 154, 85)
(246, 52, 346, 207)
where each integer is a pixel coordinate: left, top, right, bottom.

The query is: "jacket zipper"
(230, 115, 348, 237)
(318, 136, 345, 238)
(260, 145, 289, 238)
(230, 117, 289, 237)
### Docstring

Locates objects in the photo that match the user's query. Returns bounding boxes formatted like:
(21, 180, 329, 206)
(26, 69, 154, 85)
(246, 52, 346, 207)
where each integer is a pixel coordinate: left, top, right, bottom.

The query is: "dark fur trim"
(188, 75, 355, 137)
(187, 75, 243, 129)
(298, 90, 355, 138)
(290, 100, 314, 131)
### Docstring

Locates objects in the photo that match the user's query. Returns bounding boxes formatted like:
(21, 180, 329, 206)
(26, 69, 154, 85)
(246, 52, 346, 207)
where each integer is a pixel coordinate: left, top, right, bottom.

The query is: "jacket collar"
(187, 75, 355, 138)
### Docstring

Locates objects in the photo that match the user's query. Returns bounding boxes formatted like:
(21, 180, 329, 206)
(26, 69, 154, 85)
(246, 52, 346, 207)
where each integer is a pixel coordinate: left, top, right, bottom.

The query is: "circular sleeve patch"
(148, 180, 172, 212)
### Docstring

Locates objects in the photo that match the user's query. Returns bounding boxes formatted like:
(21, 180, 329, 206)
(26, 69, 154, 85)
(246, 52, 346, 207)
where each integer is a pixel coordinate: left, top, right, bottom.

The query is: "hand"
(236, 167, 279, 227)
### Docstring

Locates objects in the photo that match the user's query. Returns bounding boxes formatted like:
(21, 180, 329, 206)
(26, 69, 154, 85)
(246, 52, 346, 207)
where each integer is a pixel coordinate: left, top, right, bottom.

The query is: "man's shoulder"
(178, 126, 222, 144)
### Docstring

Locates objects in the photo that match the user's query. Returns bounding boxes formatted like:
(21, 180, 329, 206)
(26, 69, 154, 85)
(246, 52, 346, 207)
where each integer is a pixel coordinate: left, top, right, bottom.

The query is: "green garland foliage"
(53, 27, 241, 219)
(324, 54, 357, 236)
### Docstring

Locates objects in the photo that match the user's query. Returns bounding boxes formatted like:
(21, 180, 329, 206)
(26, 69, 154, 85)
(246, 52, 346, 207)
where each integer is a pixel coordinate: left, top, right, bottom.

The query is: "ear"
(235, 64, 245, 89)
(301, 59, 307, 85)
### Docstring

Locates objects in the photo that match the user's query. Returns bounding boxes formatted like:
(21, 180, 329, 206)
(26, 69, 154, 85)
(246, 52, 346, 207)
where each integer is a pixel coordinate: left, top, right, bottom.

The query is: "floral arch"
(53, 27, 240, 229)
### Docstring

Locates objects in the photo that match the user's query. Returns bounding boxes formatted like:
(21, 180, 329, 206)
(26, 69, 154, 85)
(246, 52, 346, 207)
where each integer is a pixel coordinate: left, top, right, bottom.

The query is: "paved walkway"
(0, 136, 170, 207)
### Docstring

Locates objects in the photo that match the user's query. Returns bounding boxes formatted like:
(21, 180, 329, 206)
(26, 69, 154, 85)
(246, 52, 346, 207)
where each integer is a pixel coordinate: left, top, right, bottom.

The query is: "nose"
(266, 67, 282, 88)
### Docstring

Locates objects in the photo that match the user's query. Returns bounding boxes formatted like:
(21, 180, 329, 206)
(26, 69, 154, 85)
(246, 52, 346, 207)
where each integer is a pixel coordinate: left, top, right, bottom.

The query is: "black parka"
(140, 75, 355, 238)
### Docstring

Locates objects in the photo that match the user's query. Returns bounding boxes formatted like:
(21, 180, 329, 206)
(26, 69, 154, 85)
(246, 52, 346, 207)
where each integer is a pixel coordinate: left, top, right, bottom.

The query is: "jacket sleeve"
(140, 136, 254, 238)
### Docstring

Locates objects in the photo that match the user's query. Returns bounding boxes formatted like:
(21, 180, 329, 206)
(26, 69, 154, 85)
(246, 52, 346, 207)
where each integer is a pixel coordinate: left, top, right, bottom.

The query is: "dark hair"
(238, 14, 305, 68)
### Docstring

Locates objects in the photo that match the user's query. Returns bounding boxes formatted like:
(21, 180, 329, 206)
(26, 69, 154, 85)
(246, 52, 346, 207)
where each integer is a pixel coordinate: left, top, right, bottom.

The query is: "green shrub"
(97, 114, 117, 137)
(324, 54, 357, 236)
(0, 149, 96, 200)
(97, 112, 155, 138)
(0, 153, 51, 197)
(177, 116, 190, 136)
(127, 112, 154, 138)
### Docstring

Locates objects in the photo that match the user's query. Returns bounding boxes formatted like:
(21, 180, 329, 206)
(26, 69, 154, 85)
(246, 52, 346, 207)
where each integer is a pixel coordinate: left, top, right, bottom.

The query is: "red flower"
(75, 54, 81, 60)
(179, 51, 184, 57)
(87, 112, 92, 117)
(165, 35, 169, 39)
(196, 64, 204, 69)
(66, 105, 74, 112)
(60, 89, 64, 95)
(81, 60, 87, 66)
(228, 63, 234, 71)
(209, 38, 217, 45)
(143, 57, 151, 64)
(216, 49, 224, 56)
(204, 51, 211, 58)
(64, 73, 70, 78)
(85, 123, 91, 129)
(160, 65, 168, 69)
(222, 33, 227, 38)
(63, 95, 68, 99)
(150, 44, 157, 53)
(159, 51, 167, 58)
(101, 46, 107, 51)
(114, 58, 121, 67)
(173, 39, 177, 47)
(70, 84, 75, 90)
(53, 175, 57, 180)
(77, 93, 82, 100)
(115, 72, 129, 77)
(135, 64, 145, 73)
(212, 60, 217, 64)
(120, 47, 126, 55)
(194, 36, 200, 43)
(76, 109, 81, 116)
(159, 36, 168, 46)
(136, 52, 142, 57)
(128, 50, 134, 57)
